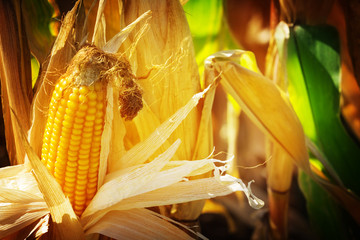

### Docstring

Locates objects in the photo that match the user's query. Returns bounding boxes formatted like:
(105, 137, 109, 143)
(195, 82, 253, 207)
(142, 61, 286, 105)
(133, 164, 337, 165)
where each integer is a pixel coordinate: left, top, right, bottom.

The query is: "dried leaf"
(85, 209, 194, 240)
(0, 0, 32, 164)
(206, 50, 310, 173)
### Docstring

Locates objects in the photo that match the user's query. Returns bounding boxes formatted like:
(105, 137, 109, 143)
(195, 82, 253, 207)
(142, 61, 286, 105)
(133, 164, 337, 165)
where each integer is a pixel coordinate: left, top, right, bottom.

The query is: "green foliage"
(285, 24, 360, 239)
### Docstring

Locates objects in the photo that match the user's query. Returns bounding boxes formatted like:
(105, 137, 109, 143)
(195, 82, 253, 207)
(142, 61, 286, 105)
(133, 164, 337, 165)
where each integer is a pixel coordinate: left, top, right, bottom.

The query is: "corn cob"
(40, 45, 142, 216)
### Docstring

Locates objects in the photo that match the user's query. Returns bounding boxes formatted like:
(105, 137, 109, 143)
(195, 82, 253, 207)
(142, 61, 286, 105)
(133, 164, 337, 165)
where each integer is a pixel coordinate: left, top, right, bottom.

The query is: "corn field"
(0, 0, 359, 239)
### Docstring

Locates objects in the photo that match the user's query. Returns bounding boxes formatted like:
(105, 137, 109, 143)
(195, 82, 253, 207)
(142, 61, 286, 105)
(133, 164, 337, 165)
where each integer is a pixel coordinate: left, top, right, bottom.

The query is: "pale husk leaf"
(206, 50, 310, 173)
(120, 0, 201, 161)
(267, 143, 294, 192)
(0, 165, 48, 238)
(0, 0, 32, 164)
(82, 140, 181, 227)
(85, 209, 193, 240)
(102, 10, 152, 54)
(110, 85, 211, 171)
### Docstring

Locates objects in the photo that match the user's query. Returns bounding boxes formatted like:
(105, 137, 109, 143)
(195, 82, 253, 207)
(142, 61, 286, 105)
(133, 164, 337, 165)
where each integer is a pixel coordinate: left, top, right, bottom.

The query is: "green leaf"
(283, 24, 360, 239)
(299, 170, 355, 240)
(286, 25, 360, 195)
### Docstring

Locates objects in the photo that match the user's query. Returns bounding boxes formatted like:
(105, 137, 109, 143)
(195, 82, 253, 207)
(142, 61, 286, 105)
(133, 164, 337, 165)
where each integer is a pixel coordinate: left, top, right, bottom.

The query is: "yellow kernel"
(87, 92, 97, 101)
(82, 138, 92, 144)
(93, 130, 102, 136)
(88, 172, 98, 179)
(54, 171, 64, 179)
(68, 155, 78, 162)
(78, 165, 89, 171)
(76, 184, 86, 191)
(69, 93, 79, 102)
(73, 123, 83, 129)
(78, 104, 87, 111)
(67, 161, 78, 168)
(62, 120, 73, 129)
(64, 180, 75, 188)
(72, 129, 82, 135)
(79, 86, 89, 95)
(87, 188, 97, 195)
(77, 169, 88, 176)
(96, 102, 104, 110)
(79, 148, 90, 155)
(68, 145, 80, 151)
(83, 127, 93, 133)
(85, 115, 96, 121)
(65, 108, 75, 115)
(93, 136, 101, 142)
(94, 118, 103, 124)
(74, 118, 85, 124)
(88, 100, 97, 107)
(66, 166, 77, 172)
(63, 185, 74, 193)
(77, 174, 87, 180)
(94, 125, 103, 131)
(65, 171, 76, 178)
(63, 114, 75, 122)
(87, 182, 97, 189)
(60, 99, 67, 106)
(79, 94, 87, 102)
(90, 147, 100, 153)
(80, 144, 91, 150)
(83, 132, 92, 138)
(65, 176, 76, 183)
(75, 191, 86, 199)
(78, 159, 89, 166)
(71, 134, 81, 141)
(87, 107, 96, 114)
(68, 151, 78, 157)
(84, 121, 94, 127)
(70, 139, 81, 146)
(75, 111, 86, 118)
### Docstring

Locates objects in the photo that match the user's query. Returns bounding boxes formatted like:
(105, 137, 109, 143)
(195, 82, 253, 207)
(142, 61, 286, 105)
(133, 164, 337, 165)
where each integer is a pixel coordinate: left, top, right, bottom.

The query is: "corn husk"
(0, 0, 32, 165)
(205, 50, 310, 173)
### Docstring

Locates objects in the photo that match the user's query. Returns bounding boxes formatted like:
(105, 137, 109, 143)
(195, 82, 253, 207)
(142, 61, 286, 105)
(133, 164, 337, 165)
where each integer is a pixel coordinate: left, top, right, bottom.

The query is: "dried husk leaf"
(266, 142, 294, 239)
(109, 85, 211, 171)
(0, 0, 32, 165)
(119, 0, 214, 221)
(120, 0, 202, 160)
(206, 50, 310, 173)
(85, 209, 194, 240)
(0, 165, 48, 239)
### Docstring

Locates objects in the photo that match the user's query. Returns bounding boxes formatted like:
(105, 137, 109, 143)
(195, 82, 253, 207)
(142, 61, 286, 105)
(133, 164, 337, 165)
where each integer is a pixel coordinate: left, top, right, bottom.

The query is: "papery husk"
(85, 209, 196, 240)
(0, 0, 32, 165)
(266, 142, 294, 240)
(0, 165, 48, 239)
(265, 22, 293, 239)
(117, 0, 213, 220)
(206, 50, 310, 173)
